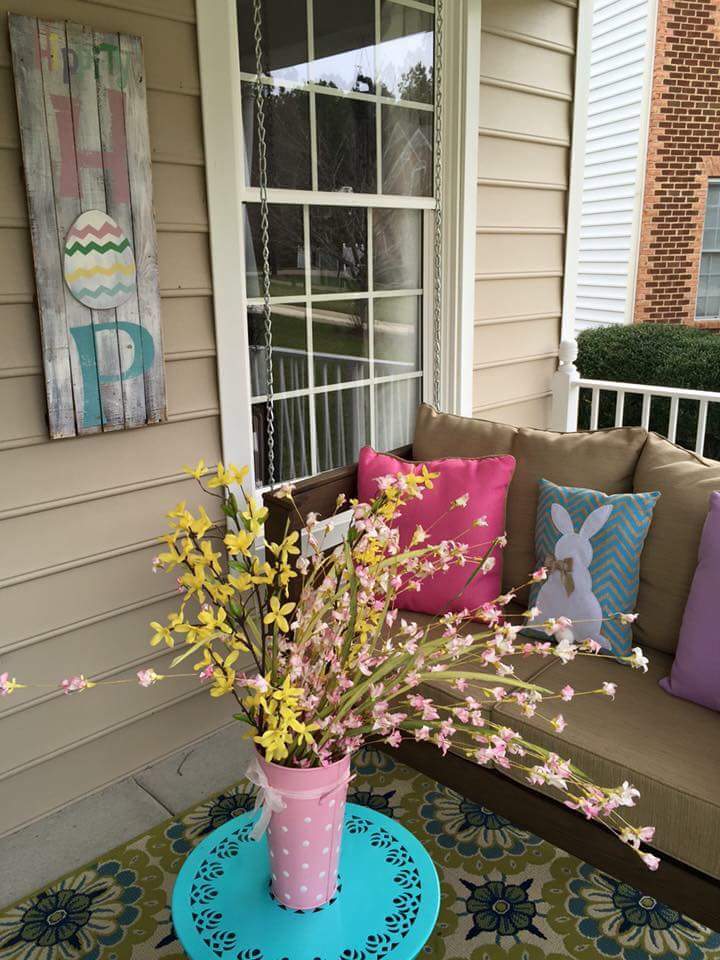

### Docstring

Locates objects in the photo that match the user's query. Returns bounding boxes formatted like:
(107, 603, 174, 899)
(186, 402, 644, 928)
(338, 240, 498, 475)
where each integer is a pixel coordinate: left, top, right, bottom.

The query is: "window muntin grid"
(697, 181, 720, 320)
(237, 0, 435, 484)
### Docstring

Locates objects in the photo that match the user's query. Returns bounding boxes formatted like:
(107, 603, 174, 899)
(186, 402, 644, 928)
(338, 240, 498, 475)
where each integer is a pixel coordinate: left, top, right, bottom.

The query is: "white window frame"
(196, 0, 478, 487)
(696, 178, 720, 321)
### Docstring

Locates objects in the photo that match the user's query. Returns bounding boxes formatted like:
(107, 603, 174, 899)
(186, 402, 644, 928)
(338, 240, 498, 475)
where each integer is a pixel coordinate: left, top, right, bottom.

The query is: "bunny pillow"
(527, 479, 660, 657)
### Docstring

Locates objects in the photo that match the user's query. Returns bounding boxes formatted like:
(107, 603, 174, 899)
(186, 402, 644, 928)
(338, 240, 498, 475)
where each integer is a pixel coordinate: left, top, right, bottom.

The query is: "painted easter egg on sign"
(64, 210, 136, 310)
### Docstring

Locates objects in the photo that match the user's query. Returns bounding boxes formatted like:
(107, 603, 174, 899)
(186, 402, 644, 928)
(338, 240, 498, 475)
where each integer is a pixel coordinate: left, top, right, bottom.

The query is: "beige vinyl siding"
(0, 0, 234, 836)
(473, 0, 576, 427)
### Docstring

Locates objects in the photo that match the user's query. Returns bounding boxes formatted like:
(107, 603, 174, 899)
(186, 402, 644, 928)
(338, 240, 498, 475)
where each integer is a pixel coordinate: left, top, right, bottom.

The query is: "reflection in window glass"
(374, 296, 421, 378)
(315, 386, 370, 471)
(378, 1, 434, 103)
(253, 396, 311, 485)
(313, 300, 369, 386)
(245, 204, 305, 299)
(248, 304, 308, 397)
(241, 83, 311, 190)
(373, 209, 422, 290)
(375, 379, 420, 451)
(310, 207, 368, 293)
(698, 182, 720, 319)
(316, 96, 376, 194)
(382, 104, 433, 196)
(312, 0, 375, 93)
(237, 0, 309, 83)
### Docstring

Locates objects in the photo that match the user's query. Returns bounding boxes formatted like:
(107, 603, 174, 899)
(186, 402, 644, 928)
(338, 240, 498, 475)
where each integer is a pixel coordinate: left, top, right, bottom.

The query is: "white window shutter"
(564, 0, 657, 335)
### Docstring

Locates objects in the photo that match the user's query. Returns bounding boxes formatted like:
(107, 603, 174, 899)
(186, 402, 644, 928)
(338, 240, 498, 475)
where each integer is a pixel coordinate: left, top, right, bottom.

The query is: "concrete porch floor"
(0, 723, 254, 911)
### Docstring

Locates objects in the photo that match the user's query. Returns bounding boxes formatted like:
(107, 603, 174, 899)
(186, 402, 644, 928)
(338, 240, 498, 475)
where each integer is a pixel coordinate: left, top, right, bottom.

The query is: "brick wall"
(634, 0, 720, 327)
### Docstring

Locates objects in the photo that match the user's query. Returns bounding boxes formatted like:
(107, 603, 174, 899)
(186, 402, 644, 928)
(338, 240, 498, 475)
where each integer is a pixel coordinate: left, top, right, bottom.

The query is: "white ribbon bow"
(245, 753, 287, 841)
(244, 754, 356, 842)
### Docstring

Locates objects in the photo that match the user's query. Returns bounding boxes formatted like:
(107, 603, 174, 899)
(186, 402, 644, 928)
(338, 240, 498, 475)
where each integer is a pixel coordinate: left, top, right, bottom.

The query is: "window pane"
(315, 386, 370, 471)
(382, 104, 433, 196)
(310, 207, 368, 293)
(375, 378, 420, 451)
(241, 83, 311, 190)
(378, 1, 434, 104)
(373, 208, 422, 290)
(698, 252, 720, 318)
(312, 0, 375, 93)
(245, 204, 305, 298)
(253, 396, 311, 485)
(374, 295, 421, 377)
(237, 0, 309, 83)
(316, 96, 376, 193)
(313, 300, 369, 385)
(248, 304, 308, 397)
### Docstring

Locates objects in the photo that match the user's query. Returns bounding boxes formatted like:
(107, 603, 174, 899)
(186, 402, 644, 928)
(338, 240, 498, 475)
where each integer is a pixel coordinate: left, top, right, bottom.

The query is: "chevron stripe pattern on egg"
(529, 478, 660, 657)
(63, 209, 136, 310)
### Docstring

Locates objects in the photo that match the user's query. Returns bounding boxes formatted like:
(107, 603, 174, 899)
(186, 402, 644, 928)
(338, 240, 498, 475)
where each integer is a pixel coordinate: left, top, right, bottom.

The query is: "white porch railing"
(551, 339, 720, 457)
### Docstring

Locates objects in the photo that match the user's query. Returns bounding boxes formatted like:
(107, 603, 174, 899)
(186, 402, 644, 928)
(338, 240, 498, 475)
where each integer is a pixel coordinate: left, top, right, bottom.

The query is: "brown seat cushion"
(633, 433, 720, 654)
(492, 652, 720, 879)
(412, 405, 648, 601)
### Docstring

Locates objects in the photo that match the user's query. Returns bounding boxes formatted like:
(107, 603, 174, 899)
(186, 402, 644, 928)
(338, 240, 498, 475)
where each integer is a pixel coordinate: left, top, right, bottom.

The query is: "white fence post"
(551, 339, 580, 432)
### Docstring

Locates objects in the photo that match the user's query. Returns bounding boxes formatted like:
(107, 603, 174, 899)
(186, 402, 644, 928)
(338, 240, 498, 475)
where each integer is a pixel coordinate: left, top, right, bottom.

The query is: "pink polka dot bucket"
(250, 751, 352, 911)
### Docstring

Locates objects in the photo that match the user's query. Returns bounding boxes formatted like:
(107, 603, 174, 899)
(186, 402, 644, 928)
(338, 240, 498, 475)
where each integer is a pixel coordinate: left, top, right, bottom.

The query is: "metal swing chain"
(432, 0, 444, 411)
(252, 0, 275, 487)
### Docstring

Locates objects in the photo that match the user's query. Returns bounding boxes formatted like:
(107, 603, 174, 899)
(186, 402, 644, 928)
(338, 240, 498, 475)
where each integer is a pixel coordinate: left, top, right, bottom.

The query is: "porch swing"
(251, 0, 445, 490)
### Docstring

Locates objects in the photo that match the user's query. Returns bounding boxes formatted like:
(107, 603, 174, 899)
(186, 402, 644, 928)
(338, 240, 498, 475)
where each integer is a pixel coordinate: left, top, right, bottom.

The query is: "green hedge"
(575, 324, 720, 459)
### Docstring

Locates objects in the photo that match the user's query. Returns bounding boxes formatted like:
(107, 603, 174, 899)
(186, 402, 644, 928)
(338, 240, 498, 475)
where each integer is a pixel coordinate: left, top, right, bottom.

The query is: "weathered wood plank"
(93, 29, 146, 427)
(39, 18, 109, 434)
(121, 33, 165, 424)
(9, 14, 77, 438)
(63, 21, 124, 431)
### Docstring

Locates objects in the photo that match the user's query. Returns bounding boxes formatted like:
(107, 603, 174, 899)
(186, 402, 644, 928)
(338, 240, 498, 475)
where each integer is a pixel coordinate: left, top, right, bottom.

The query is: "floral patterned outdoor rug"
(1, 748, 718, 960)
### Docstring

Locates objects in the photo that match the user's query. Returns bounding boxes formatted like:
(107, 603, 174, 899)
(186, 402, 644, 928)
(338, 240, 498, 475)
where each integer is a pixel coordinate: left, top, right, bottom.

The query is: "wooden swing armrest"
(263, 444, 413, 542)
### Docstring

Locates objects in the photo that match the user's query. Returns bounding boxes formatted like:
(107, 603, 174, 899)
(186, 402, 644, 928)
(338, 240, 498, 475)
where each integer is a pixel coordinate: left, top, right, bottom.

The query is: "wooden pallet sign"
(9, 14, 166, 438)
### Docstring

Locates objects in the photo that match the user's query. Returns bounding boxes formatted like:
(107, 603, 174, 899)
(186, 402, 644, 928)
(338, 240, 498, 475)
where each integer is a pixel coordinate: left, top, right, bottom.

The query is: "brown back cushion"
(413, 405, 647, 601)
(413, 403, 517, 460)
(633, 433, 720, 654)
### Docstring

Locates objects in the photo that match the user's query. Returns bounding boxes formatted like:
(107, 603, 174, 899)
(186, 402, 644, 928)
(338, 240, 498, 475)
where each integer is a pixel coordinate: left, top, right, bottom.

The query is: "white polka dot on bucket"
(300, 885, 308, 893)
(302, 840, 310, 848)
(304, 816, 312, 823)
(302, 863, 309, 870)
(337, 825, 342, 832)
(324, 824, 332, 831)
(322, 847, 329, 854)
(316, 894, 322, 901)
(270, 851, 274, 858)
(329, 799, 335, 807)
(272, 873, 277, 880)
(284, 893, 291, 900)
(282, 848, 289, 855)
(282, 870, 290, 878)
(319, 871, 326, 878)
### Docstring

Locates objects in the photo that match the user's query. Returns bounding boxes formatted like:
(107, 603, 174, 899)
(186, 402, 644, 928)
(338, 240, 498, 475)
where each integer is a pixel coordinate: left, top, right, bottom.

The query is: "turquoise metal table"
(171, 802, 441, 960)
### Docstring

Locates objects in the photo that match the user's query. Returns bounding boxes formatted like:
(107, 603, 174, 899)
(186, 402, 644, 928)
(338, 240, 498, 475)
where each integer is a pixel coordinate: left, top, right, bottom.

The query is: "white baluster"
(696, 400, 708, 456)
(668, 395, 679, 444)
(614, 390, 625, 428)
(551, 339, 580, 432)
(641, 393, 651, 430)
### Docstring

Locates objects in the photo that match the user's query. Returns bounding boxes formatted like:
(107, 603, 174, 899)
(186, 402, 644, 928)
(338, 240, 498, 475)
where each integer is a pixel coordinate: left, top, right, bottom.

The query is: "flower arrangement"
(0, 460, 658, 871)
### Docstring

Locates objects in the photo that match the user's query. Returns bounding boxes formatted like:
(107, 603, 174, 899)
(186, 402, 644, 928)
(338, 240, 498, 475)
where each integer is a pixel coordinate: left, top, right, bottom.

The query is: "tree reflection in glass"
(241, 83, 311, 190)
(245, 204, 305, 299)
(378, 1, 434, 104)
(310, 207, 368, 293)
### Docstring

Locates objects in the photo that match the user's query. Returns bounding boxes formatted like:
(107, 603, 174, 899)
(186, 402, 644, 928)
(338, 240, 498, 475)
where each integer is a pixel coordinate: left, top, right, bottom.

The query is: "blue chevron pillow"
(526, 479, 660, 657)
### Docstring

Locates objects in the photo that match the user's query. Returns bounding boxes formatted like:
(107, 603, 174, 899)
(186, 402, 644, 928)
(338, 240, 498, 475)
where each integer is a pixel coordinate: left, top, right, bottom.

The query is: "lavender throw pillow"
(660, 491, 720, 711)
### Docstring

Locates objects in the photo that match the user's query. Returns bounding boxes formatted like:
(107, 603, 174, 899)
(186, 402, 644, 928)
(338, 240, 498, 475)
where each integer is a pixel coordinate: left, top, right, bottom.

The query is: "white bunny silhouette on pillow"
(530, 502, 613, 649)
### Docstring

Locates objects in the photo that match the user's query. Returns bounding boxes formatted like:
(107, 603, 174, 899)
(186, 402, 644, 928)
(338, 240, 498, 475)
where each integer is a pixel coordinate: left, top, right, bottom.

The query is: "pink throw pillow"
(357, 447, 516, 616)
